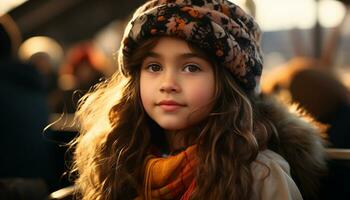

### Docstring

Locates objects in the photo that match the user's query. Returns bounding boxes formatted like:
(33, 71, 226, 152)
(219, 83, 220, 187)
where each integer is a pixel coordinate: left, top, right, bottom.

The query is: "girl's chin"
(151, 118, 186, 130)
(159, 124, 188, 131)
(155, 118, 205, 132)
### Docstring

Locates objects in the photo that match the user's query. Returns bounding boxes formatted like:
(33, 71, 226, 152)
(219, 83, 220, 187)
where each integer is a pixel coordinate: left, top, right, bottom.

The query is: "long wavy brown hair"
(71, 37, 276, 200)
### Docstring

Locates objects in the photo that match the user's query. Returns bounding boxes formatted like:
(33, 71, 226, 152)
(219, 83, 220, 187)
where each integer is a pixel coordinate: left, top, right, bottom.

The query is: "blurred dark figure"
(288, 67, 350, 200)
(0, 14, 61, 198)
(263, 57, 350, 200)
(56, 42, 106, 113)
(29, 52, 62, 113)
(263, 57, 350, 148)
(289, 68, 350, 148)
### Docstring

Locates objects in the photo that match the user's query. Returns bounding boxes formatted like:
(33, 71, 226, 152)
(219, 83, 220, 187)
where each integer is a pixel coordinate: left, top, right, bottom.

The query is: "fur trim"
(258, 94, 327, 200)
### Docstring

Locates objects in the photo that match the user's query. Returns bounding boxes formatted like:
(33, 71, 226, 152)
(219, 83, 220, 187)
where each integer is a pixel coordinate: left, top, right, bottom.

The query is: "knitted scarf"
(136, 145, 198, 200)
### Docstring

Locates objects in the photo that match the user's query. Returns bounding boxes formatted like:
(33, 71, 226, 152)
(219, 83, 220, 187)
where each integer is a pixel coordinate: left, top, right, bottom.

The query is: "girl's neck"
(165, 130, 188, 154)
(164, 124, 203, 154)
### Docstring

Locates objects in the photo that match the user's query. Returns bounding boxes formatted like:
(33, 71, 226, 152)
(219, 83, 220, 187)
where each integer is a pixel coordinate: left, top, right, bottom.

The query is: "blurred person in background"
(289, 67, 350, 148)
(17, 36, 65, 113)
(28, 52, 61, 113)
(0, 14, 61, 199)
(262, 57, 350, 200)
(57, 42, 108, 113)
(262, 57, 350, 149)
(288, 66, 350, 200)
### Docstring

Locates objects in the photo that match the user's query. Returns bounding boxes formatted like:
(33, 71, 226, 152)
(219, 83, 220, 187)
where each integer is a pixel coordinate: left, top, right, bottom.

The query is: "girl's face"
(140, 37, 215, 131)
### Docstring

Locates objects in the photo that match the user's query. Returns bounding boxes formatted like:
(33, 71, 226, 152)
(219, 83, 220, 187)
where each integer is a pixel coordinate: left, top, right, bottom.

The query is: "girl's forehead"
(145, 37, 211, 61)
(150, 37, 192, 53)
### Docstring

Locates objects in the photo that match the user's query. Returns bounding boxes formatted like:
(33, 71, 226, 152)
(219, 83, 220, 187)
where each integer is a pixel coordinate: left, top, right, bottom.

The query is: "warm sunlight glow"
(255, 0, 317, 31)
(18, 36, 64, 63)
(0, 0, 27, 15)
(319, 0, 347, 28)
(231, 0, 347, 31)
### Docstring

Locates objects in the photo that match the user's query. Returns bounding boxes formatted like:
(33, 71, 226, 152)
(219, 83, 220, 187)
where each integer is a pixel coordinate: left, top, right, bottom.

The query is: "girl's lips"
(159, 104, 183, 112)
(157, 100, 186, 111)
(158, 100, 184, 106)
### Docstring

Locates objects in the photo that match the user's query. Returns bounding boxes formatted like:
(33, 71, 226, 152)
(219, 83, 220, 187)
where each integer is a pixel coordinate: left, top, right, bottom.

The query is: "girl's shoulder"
(252, 149, 290, 175)
(250, 150, 303, 200)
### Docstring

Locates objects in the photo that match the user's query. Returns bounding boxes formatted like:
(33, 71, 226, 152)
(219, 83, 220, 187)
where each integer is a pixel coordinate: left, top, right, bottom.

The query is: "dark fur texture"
(259, 94, 327, 200)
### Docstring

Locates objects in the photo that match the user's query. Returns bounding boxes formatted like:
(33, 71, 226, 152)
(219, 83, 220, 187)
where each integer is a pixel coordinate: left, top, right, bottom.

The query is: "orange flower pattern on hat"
(119, 0, 263, 92)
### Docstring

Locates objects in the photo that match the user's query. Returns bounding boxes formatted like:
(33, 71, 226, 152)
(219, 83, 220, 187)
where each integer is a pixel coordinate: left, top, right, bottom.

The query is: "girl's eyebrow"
(145, 51, 208, 60)
(144, 51, 162, 59)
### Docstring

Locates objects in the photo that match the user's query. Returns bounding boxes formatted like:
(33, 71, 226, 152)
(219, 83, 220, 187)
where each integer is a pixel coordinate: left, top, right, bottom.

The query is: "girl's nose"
(159, 71, 181, 93)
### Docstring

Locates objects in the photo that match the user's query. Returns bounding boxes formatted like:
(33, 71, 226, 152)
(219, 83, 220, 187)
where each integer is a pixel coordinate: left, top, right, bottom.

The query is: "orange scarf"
(136, 145, 198, 200)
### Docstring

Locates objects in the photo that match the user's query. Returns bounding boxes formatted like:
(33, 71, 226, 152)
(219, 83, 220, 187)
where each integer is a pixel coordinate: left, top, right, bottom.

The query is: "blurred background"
(0, 0, 350, 199)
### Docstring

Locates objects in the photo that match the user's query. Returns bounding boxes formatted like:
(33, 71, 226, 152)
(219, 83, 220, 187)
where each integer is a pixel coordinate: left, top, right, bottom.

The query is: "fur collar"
(258, 94, 327, 200)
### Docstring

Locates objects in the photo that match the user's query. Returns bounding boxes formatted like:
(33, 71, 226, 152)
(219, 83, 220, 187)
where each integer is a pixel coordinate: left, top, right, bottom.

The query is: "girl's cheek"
(189, 85, 214, 105)
(140, 79, 153, 106)
(197, 77, 215, 97)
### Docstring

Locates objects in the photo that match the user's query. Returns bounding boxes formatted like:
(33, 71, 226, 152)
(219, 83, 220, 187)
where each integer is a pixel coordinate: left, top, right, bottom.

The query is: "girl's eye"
(146, 63, 162, 72)
(183, 64, 201, 72)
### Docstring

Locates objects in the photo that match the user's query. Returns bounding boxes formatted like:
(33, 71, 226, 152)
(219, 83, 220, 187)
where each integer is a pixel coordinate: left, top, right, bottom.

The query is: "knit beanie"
(119, 0, 263, 93)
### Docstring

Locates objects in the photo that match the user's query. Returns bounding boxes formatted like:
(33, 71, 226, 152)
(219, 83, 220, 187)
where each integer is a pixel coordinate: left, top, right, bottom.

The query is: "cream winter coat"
(250, 94, 327, 200)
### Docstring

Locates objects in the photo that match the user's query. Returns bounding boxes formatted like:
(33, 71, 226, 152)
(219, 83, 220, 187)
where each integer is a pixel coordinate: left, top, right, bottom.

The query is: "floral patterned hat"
(119, 0, 263, 93)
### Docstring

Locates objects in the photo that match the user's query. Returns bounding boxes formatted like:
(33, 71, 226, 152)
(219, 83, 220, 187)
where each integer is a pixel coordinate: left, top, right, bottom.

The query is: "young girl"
(72, 0, 326, 199)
